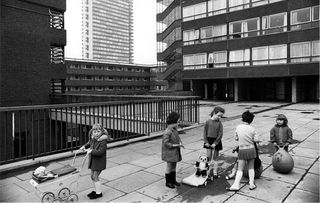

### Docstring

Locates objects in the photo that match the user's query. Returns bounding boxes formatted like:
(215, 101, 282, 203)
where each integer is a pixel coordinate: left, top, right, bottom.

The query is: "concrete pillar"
(234, 79, 239, 102)
(292, 77, 297, 103)
(204, 83, 208, 99)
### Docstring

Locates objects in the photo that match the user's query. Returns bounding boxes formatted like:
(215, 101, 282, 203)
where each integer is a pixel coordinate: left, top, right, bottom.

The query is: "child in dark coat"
(80, 123, 112, 199)
(270, 114, 293, 151)
(162, 112, 184, 189)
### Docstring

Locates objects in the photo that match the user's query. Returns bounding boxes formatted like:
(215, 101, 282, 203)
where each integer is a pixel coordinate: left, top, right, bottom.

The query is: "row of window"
(68, 64, 147, 72)
(68, 86, 149, 91)
(183, 40, 319, 69)
(68, 75, 149, 82)
(183, 0, 284, 21)
(183, 6, 319, 45)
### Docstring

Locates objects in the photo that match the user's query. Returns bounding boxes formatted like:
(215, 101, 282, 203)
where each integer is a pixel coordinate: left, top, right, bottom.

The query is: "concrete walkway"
(0, 102, 319, 202)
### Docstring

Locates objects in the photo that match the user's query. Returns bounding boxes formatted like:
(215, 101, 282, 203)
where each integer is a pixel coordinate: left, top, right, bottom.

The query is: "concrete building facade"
(65, 59, 152, 95)
(157, 0, 319, 102)
(0, 0, 66, 107)
(82, 0, 134, 64)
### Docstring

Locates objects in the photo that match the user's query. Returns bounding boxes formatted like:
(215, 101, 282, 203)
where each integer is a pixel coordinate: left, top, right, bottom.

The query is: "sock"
(231, 171, 243, 189)
(94, 181, 102, 194)
(230, 162, 238, 177)
(248, 169, 255, 186)
(213, 161, 218, 175)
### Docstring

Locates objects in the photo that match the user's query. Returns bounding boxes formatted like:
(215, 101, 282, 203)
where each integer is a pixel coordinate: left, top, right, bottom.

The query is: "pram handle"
(72, 149, 89, 171)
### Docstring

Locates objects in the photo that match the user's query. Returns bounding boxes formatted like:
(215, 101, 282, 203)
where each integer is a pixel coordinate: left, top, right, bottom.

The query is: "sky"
(65, 0, 157, 65)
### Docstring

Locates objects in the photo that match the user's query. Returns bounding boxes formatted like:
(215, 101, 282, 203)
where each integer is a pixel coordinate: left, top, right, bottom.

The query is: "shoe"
(225, 174, 234, 180)
(171, 172, 180, 186)
(87, 191, 96, 198)
(249, 185, 256, 190)
(89, 192, 103, 199)
(226, 187, 239, 191)
(166, 182, 175, 189)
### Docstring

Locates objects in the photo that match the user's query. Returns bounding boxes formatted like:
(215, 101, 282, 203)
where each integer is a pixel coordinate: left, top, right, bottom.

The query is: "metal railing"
(0, 97, 199, 164)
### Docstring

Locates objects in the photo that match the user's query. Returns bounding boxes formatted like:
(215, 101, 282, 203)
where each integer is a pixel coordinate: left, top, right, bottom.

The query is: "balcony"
(0, 97, 199, 164)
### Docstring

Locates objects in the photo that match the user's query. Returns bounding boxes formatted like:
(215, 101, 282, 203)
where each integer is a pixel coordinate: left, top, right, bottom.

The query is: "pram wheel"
(58, 187, 71, 200)
(67, 194, 78, 202)
(41, 192, 55, 203)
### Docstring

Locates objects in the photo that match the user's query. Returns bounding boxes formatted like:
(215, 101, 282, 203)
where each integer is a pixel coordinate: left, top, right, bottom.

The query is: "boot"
(171, 172, 180, 186)
(165, 174, 175, 189)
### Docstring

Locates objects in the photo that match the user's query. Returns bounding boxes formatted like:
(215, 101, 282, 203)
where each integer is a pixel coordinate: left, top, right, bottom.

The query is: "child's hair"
(166, 112, 180, 125)
(210, 106, 225, 117)
(276, 114, 288, 126)
(242, 111, 255, 124)
(89, 123, 107, 137)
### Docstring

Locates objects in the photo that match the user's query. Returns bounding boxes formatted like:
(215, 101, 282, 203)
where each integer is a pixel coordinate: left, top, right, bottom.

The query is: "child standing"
(227, 111, 259, 191)
(80, 123, 112, 200)
(203, 106, 225, 178)
(270, 114, 293, 151)
(161, 112, 184, 189)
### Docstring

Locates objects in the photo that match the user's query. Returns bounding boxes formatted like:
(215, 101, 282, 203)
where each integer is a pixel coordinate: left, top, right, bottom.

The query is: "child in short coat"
(203, 106, 225, 178)
(80, 123, 112, 200)
(270, 114, 293, 151)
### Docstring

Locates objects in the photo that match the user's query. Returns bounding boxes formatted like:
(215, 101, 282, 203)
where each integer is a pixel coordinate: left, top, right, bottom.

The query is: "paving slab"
(0, 182, 30, 202)
(77, 184, 125, 202)
(133, 145, 161, 155)
(100, 163, 143, 181)
(226, 193, 268, 203)
(106, 171, 162, 193)
(129, 154, 163, 168)
(296, 173, 319, 194)
(261, 166, 305, 185)
(108, 151, 148, 164)
(291, 147, 319, 159)
(111, 191, 157, 202)
(237, 177, 294, 202)
(308, 160, 319, 175)
(0, 176, 21, 187)
(144, 162, 166, 177)
(284, 188, 319, 203)
(138, 178, 192, 202)
(292, 155, 317, 170)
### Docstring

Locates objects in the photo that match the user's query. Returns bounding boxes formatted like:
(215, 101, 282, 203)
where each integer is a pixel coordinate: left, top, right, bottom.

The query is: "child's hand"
(204, 143, 210, 148)
(86, 149, 92, 154)
(211, 144, 216, 149)
(80, 146, 85, 151)
(179, 144, 185, 148)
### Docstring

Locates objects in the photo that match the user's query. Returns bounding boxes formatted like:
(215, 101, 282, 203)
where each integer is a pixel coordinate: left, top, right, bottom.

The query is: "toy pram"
(182, 148, 214, 187)
(30, 149, 88, 203)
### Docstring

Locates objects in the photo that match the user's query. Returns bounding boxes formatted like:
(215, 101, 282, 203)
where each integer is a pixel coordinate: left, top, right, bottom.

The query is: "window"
(244, 18, 260, 37)
(183, 29, 199, 45)
(291, 42, 310, 62)
(183, 2, 206, 21)
(252, 46, 269, 65)
(230, 21, 242, 39)
(269, 44, 287, 64)
(313, 5, 319, 21)
(183, 53, 207, 70)
(213, 24, 227, 41)
(291, 6, 319, 30)
(208, 0, 227, 16)
(291, 7, 311, 30)
(201, 26, 213, 39)
(229, 49, 250, 66)
(50, 46, 64, 64)
(208, 51, 227, 68)
(312, 40, 320, 61)
(229, 0, 249, 12)
(262, 12, 287, 34)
